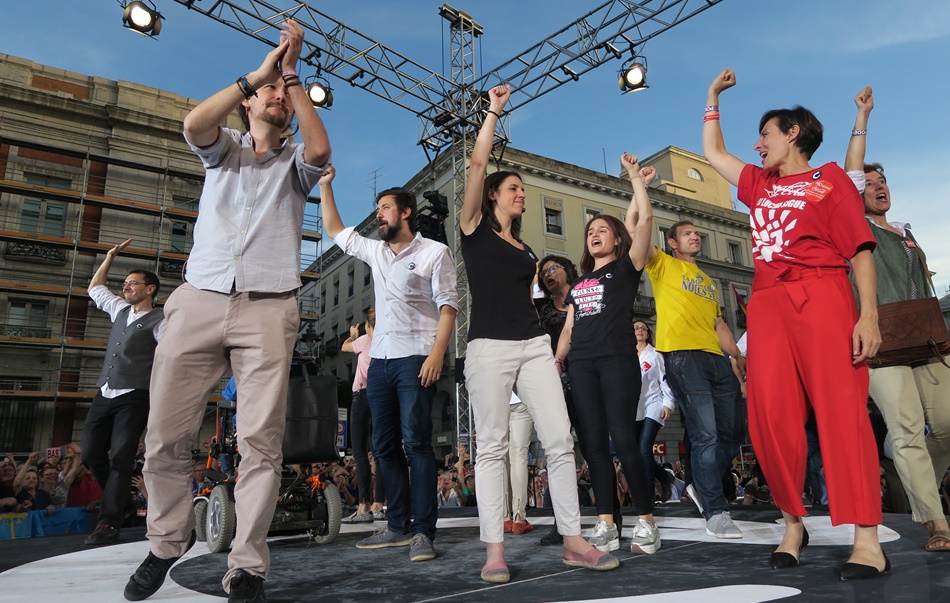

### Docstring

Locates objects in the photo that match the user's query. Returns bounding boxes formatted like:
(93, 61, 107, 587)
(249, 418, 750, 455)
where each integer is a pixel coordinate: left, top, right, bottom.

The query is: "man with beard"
(83, 238, 164, 546)
(319, 166, 457, 563)
(124, 19, 330, 603)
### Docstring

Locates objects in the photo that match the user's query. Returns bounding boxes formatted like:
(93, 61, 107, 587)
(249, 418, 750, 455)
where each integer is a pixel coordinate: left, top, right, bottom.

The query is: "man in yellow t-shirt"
(644, 220, 746, 539)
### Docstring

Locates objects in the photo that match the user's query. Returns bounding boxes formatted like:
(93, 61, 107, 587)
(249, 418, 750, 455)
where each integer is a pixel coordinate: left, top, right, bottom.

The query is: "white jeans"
(504, 402, 533, 520)
(465, 335, 580, 543)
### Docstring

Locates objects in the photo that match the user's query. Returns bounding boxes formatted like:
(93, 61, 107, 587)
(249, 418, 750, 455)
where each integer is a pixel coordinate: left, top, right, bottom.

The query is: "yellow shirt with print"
(645, 246, 722, 355)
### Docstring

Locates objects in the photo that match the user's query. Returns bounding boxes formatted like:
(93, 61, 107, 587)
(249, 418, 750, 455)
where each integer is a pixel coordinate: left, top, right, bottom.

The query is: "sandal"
(925, 529, 950, 552)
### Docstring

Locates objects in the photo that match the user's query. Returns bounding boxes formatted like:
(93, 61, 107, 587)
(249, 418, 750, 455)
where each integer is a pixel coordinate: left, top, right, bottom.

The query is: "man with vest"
(82, 237, 164, 545)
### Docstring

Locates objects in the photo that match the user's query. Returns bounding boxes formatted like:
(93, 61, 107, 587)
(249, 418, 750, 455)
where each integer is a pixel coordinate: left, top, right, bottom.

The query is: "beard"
(379, 217, 402, 242)
(255, 104, 291, 129)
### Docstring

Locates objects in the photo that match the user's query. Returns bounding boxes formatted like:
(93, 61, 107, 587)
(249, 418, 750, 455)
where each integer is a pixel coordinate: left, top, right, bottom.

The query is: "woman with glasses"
(634, 320, 676, 502)
(555, 152, 661, 555)
(460, 84, 619, 583)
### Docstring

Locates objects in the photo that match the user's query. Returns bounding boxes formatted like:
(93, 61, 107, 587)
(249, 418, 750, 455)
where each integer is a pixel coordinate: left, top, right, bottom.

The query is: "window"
(687, 168, 704, 182)
(0, 396, 39, 450)
(4, 300, 50, 338)
(658, 226, 673, 255)
(728, 241, 743, 265)
(173, 195, 199, 213)
(699, 234, 710, 258)
(347, 267, 355, 298)
(363, 267, 371, 288)
(543, 196, 564, 237)
(332, 277, 339, 306)
(583, 206, 603, 227)
(170, 221, 189, 253)
(21, 175, 69, 237)
(320, 288, 327, 314)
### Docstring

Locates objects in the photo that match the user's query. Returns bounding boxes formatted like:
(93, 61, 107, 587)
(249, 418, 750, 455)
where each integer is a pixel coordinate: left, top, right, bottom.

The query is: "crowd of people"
(7, 19, 950, 603)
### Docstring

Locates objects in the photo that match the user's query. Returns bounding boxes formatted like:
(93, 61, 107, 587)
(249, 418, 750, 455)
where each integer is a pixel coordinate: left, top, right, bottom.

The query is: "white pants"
(504, 402, 533, 521)
(465, 335, 580, 543)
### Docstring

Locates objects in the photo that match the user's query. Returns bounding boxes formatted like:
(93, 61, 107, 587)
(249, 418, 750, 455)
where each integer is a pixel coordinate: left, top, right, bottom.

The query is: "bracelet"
(236, 76, 257, 100)
(554, 358, 565, 369)
(703, 112, 721, 122)
(486, 109, 503, 119)
(281, 70, 297, 78)
(704, 104, 719, 113)
(851, 129, 867, 136)
(282, 76, 301, 89)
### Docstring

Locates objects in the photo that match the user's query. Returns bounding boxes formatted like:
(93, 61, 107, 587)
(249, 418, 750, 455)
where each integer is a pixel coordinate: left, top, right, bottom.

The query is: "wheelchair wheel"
(194, 499, 208, 542)
(310, 482, 342, 544)
(207, 484, 235, 553)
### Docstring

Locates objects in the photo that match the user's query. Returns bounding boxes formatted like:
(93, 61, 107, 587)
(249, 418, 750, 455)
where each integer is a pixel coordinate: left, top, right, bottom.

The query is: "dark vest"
(96, 306, 164, 390)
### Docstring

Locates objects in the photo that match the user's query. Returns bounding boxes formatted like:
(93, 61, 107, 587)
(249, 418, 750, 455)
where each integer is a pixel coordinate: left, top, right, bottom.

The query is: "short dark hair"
(376, 187, 417, 234)
(667, 220, 695, 243)
(128, 270, 161, 301)
(237, 104, 250, 132)
(580, 214, 631, 274)
(758, 106, 823, 160)
(863, 162, 886, 182)
(536, 254, 578, 298)
(482, 171, 524, 242)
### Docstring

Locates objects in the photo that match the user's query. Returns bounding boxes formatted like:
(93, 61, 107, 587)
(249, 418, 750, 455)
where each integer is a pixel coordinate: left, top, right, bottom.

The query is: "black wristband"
(236, 76, 257, 100)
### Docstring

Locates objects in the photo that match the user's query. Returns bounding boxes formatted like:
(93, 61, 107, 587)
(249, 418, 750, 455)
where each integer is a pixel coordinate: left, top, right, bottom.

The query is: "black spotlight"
(306, 76, 334, 109)
(122, 1, 163, 37)
(619, 56, 649, 93)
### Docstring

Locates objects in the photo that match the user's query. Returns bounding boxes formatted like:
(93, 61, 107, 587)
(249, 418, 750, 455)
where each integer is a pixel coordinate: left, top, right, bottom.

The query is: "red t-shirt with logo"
(737, 162, 875, 290)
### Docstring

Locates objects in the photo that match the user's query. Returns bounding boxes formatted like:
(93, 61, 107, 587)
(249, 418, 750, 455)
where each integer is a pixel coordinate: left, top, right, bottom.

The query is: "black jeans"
(80, 390, 149, 527)
(569, 354, 653, 516)
(349, 389, 384, 504)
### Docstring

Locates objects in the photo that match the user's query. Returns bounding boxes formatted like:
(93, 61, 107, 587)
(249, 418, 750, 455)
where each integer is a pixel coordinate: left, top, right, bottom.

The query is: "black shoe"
(85, 523, 120, 546)
(229, 569, 266, 603)
(123, 531, 196, 601)
(837, 552, 891, 581)
(540, 523, 563, 546)
(770, 526, 809, 569)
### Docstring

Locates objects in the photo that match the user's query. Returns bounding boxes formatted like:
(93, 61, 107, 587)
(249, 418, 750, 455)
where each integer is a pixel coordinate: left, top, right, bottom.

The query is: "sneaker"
(587, 520, 620, 552)
(372, 510, 386, 521)
(124, 532, 196, 601)
(355, 527, 413, 549)
(630, 519, 661, 554)
(85, 523, 120, 546)
(705, 511, 742, 539)
(685, 483, 704, 515)
(409, 533, 436, 562)
(228, 569, 266, 603)
(341, 511, 374, 524)
(540, 523, 563, 546)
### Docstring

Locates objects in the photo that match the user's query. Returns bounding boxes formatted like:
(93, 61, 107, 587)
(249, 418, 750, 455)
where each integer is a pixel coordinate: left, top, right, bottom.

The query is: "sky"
(2, 0, 949, 293)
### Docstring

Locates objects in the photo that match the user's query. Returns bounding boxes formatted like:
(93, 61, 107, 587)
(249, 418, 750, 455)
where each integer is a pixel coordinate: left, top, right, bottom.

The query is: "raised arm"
(318, 166, 345, 240)
(845, 86, 873, 174)
(89, 238, 132, 289)
(341, 324, 359, 354)
(702, 69, 745, 187)
(182, 30, 291, 147)
(850, 249, 881, 364)
(621, 154, 656, 270)
(279, 20, 331, 167)
(461, 84, 511, 235)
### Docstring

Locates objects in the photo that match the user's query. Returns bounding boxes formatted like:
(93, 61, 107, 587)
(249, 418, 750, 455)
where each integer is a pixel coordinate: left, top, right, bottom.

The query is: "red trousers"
(746, 269, 881, 526)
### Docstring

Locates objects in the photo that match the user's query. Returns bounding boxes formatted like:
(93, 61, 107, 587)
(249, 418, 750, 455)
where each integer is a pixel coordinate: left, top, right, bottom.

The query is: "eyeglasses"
(543, 264, 563, 276)
(123, 280, 144, 287)
(633, 325, 649, 331)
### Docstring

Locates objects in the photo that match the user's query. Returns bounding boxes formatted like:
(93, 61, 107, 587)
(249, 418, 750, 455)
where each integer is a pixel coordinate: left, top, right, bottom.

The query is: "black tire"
(194, 499, 208, 542)
(207, 484, 235, 553)
(311, 482, 342, 544)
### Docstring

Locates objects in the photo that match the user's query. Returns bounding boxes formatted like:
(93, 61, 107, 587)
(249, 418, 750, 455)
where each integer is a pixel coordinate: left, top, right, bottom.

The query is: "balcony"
(632, 295, 656, 316)
(4, 242, 67, 264)
(0, 323, 52, 339)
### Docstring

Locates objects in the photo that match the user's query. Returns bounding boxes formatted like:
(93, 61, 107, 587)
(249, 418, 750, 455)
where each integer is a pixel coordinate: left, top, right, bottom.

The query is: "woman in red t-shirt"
(701, 69, 888, 581)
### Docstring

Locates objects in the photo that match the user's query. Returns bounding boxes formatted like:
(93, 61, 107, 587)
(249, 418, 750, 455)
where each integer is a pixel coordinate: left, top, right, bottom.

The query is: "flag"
(733, 284, 748, 314)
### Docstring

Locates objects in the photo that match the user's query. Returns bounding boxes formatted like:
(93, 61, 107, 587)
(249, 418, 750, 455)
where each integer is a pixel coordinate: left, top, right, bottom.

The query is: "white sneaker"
(587, 519, 620, 552)
(705, 511, 742, 539)
(630, 518, 661, 554)
(686, 483, 704, 515)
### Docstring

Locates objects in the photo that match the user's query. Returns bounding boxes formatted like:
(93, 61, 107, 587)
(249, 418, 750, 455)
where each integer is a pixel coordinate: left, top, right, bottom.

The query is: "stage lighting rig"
(121, 0, 163, 37)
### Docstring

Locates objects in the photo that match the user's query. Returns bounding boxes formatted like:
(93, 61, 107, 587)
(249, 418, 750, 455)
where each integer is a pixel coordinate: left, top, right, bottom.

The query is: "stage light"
(619, 56, 649, 93)
(121, 1, 163, 37)
(306, 77, 334, 108)
(561, 65, 579, 82)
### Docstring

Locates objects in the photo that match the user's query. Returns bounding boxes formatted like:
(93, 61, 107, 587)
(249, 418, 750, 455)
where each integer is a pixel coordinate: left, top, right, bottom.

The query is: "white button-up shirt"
(334, 227, 458, 359)
(185, 128, 327, 293)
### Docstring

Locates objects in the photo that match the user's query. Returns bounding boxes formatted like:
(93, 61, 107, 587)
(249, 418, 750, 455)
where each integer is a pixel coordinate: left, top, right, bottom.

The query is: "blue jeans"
(367, 356, 438, 539)
(638, 417, 664, 490)
(664, 350, 745, 519)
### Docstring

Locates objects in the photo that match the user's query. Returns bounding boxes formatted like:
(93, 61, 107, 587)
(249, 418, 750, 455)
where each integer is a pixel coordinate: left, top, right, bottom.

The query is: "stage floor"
(1, 504, 948, 602)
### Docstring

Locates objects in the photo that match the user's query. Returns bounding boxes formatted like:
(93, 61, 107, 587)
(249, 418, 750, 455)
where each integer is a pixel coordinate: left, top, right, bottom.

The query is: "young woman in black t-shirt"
(555, 153, 661, 555)
(459, 84, 619, 583)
